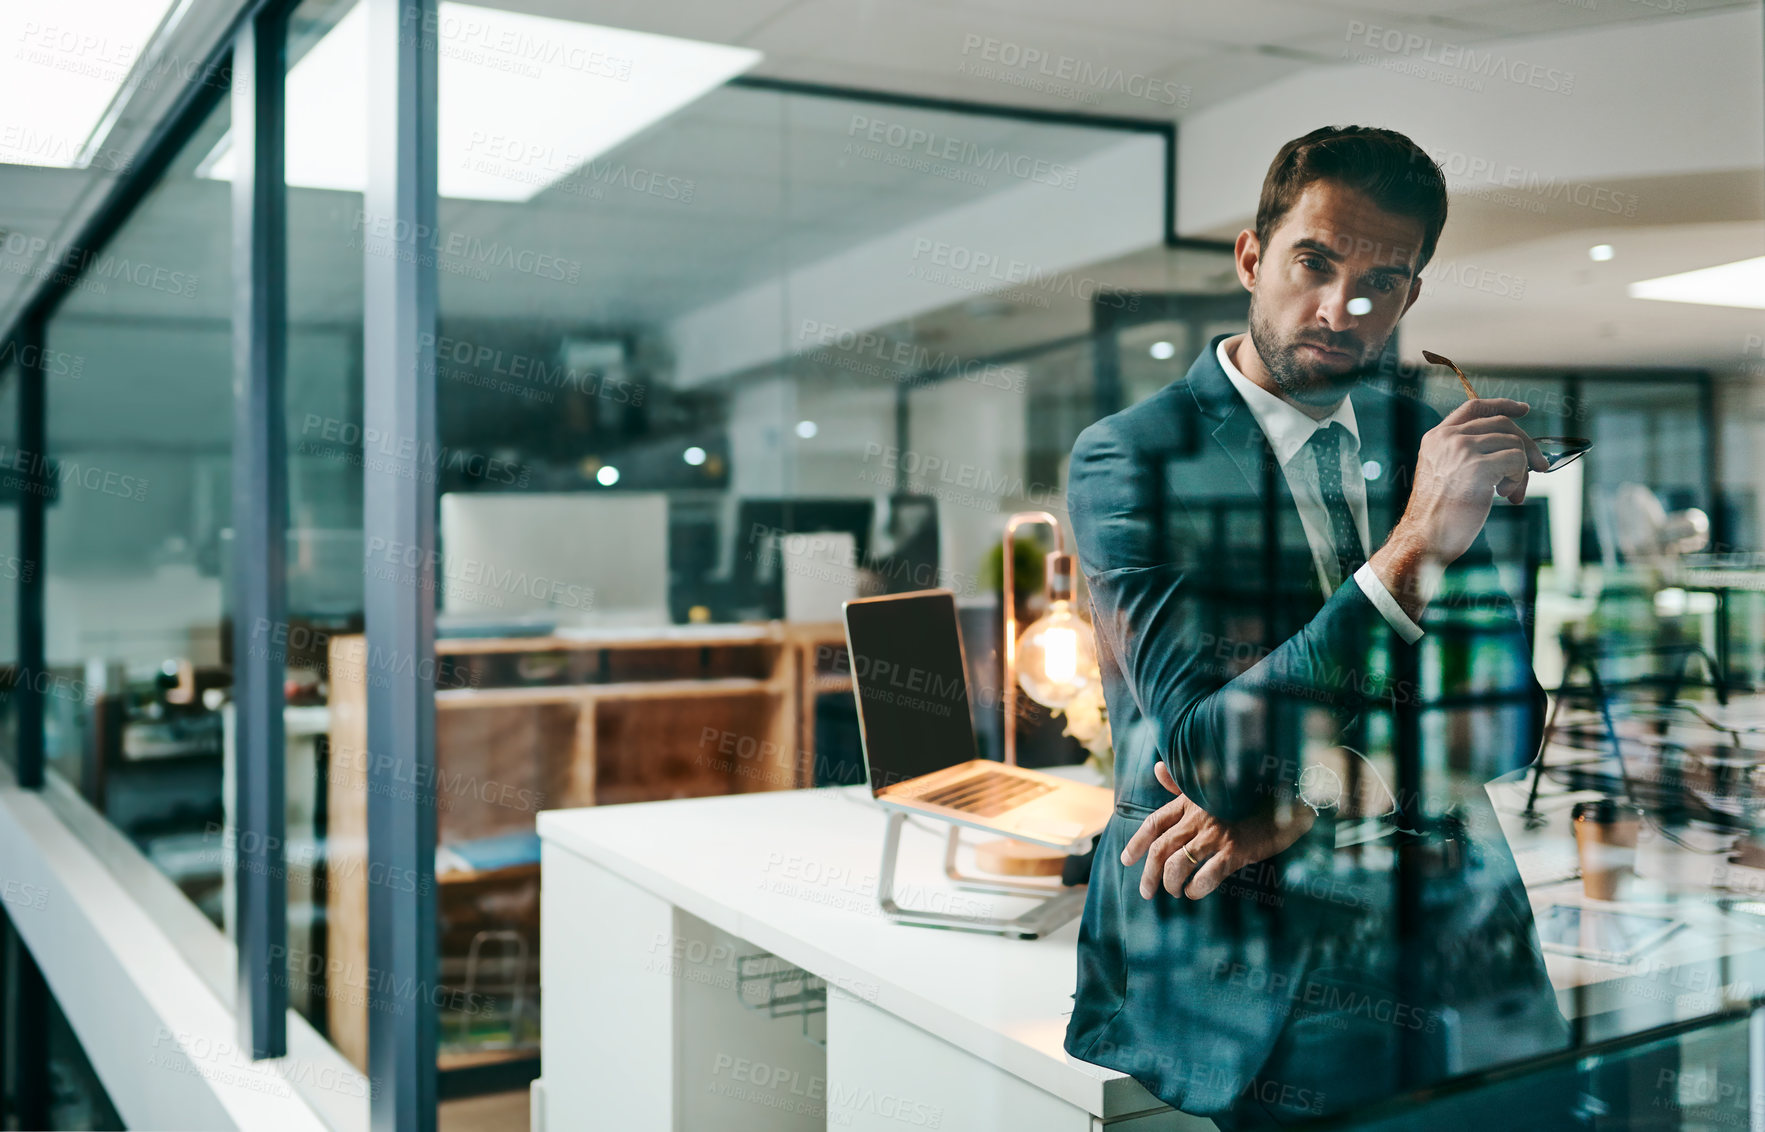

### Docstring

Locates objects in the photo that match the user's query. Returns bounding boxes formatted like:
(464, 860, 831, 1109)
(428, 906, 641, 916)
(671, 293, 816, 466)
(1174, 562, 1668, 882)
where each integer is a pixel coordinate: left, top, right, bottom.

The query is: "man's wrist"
(1368, 523, 1441, 623)
(1280, 800, 1318, 850)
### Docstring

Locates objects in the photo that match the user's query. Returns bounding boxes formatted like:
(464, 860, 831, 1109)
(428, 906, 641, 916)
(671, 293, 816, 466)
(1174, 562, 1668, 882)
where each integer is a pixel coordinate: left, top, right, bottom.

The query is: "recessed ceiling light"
(1589, 244, 1615, 262)
(1148, 341, 1175, 360)
(683, 446, 707, 466)
(200, 2, 760, 201)
(1629, 257, 1765, 310)
(0, 0, 182, 169)
(795, 420, 818, 439)
(596, 465, 620, 486)
(1346, 297, 1372, 316)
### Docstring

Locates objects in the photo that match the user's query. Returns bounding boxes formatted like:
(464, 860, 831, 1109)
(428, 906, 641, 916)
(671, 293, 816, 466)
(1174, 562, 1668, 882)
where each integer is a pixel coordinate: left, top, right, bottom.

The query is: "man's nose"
(1317, 279, 1362, 331)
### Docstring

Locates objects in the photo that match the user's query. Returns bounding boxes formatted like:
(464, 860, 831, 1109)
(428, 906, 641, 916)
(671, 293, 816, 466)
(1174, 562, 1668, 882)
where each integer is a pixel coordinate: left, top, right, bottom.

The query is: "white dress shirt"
(1217, 337, 1424, 644)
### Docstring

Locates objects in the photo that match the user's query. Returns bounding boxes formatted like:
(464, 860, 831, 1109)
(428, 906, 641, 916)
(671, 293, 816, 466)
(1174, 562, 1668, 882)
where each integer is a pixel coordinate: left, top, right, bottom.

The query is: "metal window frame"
(722, 74, 1216, 250)
(0, 0, 305, 1080)
(0, 12, 1752, 1132)
(361, 1, 440, 1129)
(231, 2, 291, 1062)
(13, 317, 45, 793)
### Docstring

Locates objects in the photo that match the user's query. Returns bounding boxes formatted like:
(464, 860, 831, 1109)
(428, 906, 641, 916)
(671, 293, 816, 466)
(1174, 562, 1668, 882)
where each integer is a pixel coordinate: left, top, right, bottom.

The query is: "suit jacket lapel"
(1185, 337, 1316, 624)
(1187, 335, 1423, 548)
(1185, 336, 1297, 516)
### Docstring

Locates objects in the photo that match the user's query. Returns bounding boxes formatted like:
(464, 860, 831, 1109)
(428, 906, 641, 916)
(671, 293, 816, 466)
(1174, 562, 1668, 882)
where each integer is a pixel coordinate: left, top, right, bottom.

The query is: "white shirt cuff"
(1354, 562, 1424, 644)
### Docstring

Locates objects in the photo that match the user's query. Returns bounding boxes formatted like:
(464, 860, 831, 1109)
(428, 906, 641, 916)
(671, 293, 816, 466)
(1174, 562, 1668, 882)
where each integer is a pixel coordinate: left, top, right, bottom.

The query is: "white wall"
(668, 133, 1167, 389)
(1176, 7, 1765, 237)
(905, 373, 1037, 600)
(44, 568, 225, 671)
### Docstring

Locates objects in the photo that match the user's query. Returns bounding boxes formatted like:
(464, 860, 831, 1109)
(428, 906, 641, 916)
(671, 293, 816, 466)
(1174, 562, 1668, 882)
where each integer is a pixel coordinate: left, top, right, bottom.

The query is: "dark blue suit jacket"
(1062, 337, 1572, 1127)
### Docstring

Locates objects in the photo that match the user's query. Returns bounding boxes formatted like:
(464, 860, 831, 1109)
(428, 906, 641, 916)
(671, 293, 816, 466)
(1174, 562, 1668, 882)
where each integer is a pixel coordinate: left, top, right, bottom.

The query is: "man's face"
(1236, 180, 1426, 408)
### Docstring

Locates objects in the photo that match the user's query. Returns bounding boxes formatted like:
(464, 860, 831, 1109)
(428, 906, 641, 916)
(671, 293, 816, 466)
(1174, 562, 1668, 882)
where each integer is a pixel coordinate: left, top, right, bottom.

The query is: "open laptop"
(842, 590, 1112, 851)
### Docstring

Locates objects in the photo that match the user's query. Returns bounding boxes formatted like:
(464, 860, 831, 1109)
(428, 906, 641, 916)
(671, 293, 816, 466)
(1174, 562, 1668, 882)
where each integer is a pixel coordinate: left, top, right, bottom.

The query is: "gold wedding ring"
(1182, 846, 1200, 865)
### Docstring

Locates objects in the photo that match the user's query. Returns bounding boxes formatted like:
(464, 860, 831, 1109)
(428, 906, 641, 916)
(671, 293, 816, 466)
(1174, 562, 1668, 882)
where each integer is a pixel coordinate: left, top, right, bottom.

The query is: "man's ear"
(1400, 274, 1424, 319)
(1234, 229, 1260, 291)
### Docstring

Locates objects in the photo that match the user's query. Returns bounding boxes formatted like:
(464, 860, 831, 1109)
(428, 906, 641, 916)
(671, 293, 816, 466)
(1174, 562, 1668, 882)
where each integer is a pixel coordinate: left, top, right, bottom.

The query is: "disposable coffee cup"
(1573, 798, 1638, 901)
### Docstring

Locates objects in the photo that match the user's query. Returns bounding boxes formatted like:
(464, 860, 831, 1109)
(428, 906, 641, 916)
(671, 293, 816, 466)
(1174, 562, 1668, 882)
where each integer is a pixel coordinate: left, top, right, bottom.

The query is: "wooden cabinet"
(323, 623, 837, 1074)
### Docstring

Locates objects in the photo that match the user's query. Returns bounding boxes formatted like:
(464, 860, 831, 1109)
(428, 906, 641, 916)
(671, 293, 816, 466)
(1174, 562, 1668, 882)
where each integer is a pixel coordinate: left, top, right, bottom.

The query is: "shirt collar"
(1217, 335, 1359, 467)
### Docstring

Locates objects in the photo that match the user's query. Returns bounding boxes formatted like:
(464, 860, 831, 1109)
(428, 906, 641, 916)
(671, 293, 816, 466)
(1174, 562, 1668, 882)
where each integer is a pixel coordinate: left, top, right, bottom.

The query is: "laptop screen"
(843, 590, 979, 794)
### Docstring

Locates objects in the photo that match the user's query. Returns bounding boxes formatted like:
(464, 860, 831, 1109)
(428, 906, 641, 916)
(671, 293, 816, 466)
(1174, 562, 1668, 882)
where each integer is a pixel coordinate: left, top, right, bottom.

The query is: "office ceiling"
(2, 0, 1762, 451)
(521, 0, 1755, 116)
(32, 85, 1143, 329)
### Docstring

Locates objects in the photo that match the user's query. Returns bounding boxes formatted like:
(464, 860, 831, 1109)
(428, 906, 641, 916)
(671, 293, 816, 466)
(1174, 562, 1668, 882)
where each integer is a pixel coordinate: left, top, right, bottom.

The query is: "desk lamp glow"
(985, 512, 1098, 877)
(1001, 512, 1097, 766)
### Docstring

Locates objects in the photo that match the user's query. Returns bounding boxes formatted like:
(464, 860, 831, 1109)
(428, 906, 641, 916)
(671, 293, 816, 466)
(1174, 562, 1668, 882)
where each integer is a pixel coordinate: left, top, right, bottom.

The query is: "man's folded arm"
(1070, 424, 1400, 821)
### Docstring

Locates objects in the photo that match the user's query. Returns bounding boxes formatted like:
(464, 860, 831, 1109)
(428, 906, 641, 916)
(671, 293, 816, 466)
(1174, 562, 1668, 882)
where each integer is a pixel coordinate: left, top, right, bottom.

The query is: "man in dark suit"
(1062, 126, 1578, 1128)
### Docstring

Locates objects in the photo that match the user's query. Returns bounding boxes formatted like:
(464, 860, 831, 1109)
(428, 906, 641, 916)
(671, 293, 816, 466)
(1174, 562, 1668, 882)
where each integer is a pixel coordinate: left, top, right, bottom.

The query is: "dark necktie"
(1308, 422, 1366, 585)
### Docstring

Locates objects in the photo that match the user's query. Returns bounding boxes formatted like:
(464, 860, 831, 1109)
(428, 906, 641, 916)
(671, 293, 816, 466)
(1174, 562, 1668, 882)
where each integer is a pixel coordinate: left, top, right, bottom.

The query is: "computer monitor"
(732, 498, 875, 619)
(873, 493, 941, 595)
(842, 590, 978, 793)
(438, 491, 669, 625)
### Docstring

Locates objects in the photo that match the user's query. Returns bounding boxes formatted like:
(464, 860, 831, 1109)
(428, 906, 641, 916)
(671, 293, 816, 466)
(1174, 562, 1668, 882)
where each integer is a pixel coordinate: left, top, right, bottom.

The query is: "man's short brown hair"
(1255, 126, 1448, 272)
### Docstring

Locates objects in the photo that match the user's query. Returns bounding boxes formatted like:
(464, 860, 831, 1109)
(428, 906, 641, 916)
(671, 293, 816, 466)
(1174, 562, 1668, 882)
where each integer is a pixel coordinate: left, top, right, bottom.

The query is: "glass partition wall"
(0, 367, 16, 766)
(2, 0, 1763, 1128)
(41, 95, 233, 924)
(413, 22, 1174, 1090)
(218, 0, 1184, 1096)
(278, 0, 369, 1044)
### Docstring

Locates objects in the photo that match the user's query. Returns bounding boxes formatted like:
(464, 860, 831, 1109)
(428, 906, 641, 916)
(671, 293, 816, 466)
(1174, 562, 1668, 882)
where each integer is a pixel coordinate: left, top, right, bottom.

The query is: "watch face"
(1297, 763, 1343, 811)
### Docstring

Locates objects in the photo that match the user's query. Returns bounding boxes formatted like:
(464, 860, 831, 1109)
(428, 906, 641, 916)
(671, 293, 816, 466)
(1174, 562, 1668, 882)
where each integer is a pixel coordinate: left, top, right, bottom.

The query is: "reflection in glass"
(279, 0, 369, 1045)
(409, 19, 1170, 1097)
(0, 368, 16, 768)
(43, 94, 231, 925)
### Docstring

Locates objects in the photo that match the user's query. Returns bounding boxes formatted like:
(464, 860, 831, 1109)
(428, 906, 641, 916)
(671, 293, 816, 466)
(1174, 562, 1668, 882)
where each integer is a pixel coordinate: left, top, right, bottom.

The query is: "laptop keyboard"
(915, 769, 1055, 817)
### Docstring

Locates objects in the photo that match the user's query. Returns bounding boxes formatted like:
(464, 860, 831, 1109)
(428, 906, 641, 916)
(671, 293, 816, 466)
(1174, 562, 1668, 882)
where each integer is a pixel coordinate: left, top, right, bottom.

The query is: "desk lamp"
(1002, 511, 1097, 765)
(984, 512, 1099, 877)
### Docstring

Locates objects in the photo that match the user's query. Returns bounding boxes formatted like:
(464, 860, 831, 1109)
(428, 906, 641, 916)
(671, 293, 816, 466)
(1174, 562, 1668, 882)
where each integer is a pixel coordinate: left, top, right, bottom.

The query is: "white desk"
(534, 780, 1765, 1131)
(533, 786, 1198, 1131)
(1490, 777, 1765, 1038)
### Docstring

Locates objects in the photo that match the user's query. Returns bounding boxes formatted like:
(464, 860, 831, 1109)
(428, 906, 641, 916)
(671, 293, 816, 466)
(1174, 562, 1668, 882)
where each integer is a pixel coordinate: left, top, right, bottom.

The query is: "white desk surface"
(1489, 777, 1765, 1023)
(539, 779, 1765, 1118)
(537, 785, 1166, 1120)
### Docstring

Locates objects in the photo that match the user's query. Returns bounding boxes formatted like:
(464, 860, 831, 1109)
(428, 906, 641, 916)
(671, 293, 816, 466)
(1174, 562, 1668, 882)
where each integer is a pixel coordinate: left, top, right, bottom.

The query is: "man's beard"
(1246, 301, 1382, 409)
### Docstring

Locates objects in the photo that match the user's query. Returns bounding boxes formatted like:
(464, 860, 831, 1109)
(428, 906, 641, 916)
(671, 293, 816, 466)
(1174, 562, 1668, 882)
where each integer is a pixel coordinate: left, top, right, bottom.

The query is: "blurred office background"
(1, 0, 1763, 1128)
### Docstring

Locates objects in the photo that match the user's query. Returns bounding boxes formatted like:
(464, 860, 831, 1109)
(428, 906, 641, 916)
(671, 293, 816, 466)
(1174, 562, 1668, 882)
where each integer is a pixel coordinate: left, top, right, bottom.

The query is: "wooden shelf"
(436, 624, 783, 655)
(436, 861, 541, 886)
(438, 1046, 540, 1073)
(435, 677, 782, 710)
(781, 620, 845, 639)
(325, 626, 809, 1076)
(786, 622, 854, 783)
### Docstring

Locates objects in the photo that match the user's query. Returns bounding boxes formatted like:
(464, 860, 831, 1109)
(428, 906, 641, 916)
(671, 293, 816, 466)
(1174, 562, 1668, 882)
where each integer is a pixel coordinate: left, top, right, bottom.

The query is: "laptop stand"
(875, 811, 1088, 939)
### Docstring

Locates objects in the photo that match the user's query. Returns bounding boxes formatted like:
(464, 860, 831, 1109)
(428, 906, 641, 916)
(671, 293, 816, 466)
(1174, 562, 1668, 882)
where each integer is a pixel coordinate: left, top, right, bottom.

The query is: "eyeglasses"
(1422, 350, 1592, 472)
(1532, 436, 1593, 471)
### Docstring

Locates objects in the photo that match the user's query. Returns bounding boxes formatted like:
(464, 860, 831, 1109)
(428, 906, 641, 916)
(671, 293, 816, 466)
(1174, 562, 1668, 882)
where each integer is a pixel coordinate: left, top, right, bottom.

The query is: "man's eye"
(1300, 256, 1328, 272)
(1366, 275, 1398, 294)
